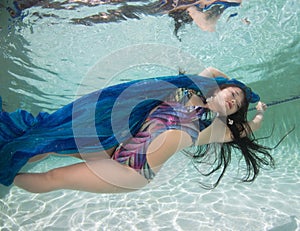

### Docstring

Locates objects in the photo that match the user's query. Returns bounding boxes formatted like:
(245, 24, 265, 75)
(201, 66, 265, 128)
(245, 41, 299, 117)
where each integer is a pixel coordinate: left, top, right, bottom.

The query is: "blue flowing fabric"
(0, 75, 226, 186)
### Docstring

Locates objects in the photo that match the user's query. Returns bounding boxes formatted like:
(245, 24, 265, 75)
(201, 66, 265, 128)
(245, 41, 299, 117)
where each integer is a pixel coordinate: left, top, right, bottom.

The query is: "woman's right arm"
(199, 66, 230, 79)
(196, 102, 268, 145)
(247, 101, 267, 132)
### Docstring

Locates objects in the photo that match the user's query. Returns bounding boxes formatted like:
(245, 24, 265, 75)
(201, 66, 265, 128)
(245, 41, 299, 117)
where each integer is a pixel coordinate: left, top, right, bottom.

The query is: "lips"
(227, 101, 232, 110)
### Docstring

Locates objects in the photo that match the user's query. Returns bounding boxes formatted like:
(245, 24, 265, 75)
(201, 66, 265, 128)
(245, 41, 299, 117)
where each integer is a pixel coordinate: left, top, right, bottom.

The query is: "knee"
(45, 168, 64, 190)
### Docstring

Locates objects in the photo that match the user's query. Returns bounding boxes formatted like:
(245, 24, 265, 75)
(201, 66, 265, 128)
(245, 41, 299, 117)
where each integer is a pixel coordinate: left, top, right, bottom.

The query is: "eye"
(231, 91, 242, 109)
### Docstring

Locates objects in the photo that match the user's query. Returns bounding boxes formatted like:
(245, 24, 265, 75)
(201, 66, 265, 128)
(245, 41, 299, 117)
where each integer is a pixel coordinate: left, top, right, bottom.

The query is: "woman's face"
(207, 86, 245, 115)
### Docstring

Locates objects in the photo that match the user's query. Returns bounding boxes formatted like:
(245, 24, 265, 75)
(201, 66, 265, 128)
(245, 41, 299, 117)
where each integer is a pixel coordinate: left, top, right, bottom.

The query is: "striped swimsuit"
(111, 102, 210, 181)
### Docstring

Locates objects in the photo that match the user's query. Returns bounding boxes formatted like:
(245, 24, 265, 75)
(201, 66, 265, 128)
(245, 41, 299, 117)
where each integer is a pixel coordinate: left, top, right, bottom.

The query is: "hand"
(256, 101, 267, 113)
(251, 101, 267, 127)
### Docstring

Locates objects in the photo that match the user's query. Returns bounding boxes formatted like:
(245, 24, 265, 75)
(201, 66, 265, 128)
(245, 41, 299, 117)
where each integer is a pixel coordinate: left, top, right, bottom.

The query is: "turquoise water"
(0, 0, 300, 230)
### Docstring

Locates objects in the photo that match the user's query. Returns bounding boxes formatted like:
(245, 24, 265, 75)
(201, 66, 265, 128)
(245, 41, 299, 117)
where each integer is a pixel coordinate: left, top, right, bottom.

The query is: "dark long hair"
(187, 84, 275, 188)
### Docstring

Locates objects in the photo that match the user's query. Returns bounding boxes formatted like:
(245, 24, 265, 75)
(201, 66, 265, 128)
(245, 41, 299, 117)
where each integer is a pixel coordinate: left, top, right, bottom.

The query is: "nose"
(229, 99, 237, 109)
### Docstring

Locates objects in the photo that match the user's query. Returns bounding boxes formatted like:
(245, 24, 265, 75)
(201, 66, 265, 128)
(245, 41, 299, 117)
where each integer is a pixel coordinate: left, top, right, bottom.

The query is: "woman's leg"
(28, 147, 117, 163)
(14, 159, 149, 193)
(28, 153, 51, 163)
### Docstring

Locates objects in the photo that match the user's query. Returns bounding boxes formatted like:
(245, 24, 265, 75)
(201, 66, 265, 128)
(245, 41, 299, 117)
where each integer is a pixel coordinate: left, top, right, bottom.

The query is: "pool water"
(0, 0, 300, 230)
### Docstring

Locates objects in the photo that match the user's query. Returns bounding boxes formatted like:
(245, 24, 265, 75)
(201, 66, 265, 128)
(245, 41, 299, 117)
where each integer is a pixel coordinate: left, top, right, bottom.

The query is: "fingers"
(261, 102, 267, 111)
(256, 101, 267, 112)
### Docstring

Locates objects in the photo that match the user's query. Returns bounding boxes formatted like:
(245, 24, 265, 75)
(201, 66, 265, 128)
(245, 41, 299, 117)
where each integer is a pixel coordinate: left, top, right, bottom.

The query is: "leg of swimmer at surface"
(187, 1, 241, 32)
(187, 6, 223, 32)
(14, 160, 149, 193)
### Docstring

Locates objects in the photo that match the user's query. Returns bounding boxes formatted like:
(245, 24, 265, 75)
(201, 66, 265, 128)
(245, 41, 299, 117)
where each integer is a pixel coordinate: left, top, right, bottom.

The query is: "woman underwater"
(0, 67, 272, 193)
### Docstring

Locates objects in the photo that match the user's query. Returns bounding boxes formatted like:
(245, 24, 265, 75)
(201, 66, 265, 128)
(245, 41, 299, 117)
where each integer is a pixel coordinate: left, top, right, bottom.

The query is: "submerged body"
(1, 67, 270, 193)
(0, 74, 214, 187)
